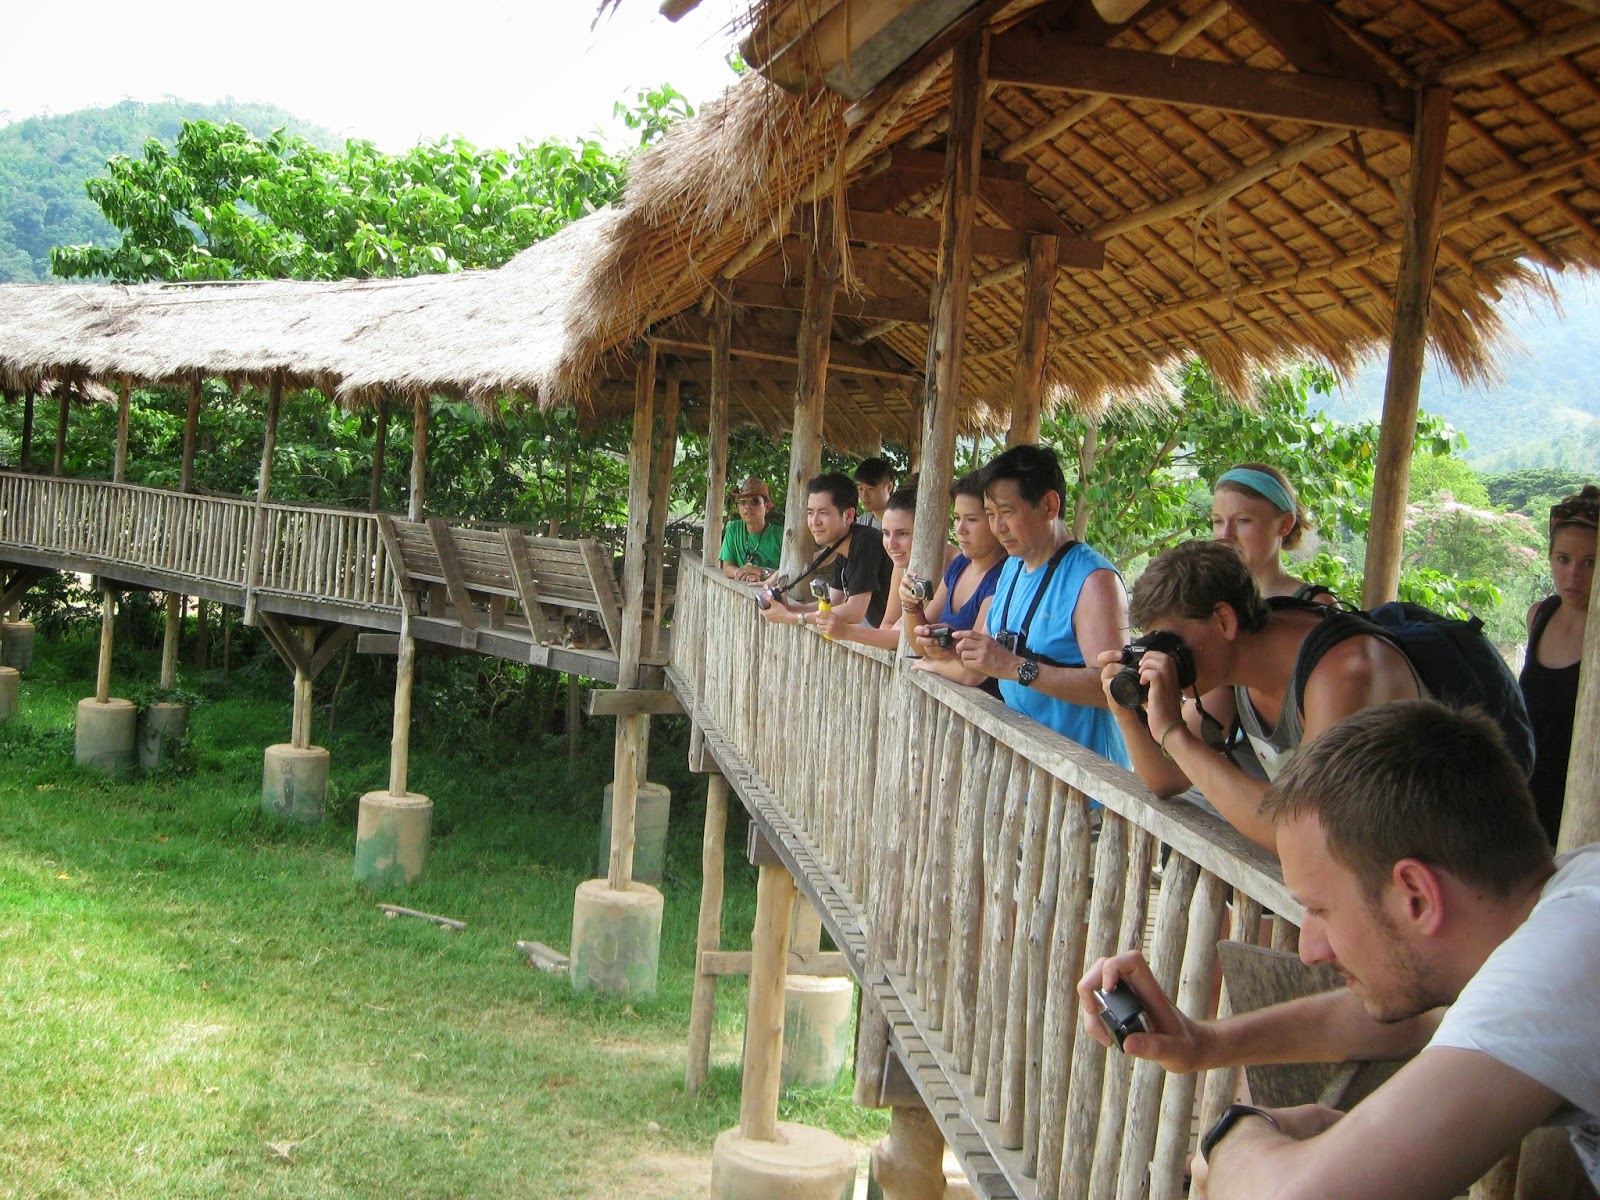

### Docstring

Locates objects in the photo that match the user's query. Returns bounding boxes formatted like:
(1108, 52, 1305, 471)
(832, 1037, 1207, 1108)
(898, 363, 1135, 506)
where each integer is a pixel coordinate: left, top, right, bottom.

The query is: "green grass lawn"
(0, 630, 884, 1199)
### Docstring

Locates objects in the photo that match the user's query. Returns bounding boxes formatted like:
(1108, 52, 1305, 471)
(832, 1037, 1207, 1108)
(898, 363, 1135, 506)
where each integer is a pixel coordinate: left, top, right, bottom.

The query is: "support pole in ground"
(646, 374, 682, 660)
(113, 375, 131, 483)
(702, 291, 732, 570)
(76, 587, 135, 772)
(709, 853, 856, 1198)
(19, 388, 35, 469)
(180, 373, 202, 493)
(566, 673, 583, 770)
(53, 388, 68, 476)
(369, 397, 389, 512)
(1006, 235, 1059, 448)
(777, 201, 838, 581)
(686, 771, 730, 1091)
(356, 606, 432, 886)
(1362, 85, 1451, 608)
(243, 373, 282, 626)
(407, 396, 428, 523)
(261, 617, 343, 826)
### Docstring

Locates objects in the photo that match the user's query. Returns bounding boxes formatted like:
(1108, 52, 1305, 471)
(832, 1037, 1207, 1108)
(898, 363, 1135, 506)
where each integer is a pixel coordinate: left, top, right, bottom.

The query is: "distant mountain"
(1319, 279, 1600, 475)
(0, 99, 336, 283)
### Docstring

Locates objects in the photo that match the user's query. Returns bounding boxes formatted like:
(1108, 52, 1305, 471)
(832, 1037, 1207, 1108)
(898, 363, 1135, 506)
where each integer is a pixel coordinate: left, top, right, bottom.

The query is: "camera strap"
(788, 531, 852, 595)
(997, 537, 1078, 657)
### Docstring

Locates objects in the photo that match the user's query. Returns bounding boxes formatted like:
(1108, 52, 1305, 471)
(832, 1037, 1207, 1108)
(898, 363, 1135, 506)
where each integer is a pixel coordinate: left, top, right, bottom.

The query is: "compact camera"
(904, 574, 934, 604)
(995, 630, 1022, 655)
(754, 574, 789, 611)
(1093, 979, 1149, 1051)
(1108, 630, 1196, 710)
(809, 578, 833, 603)
(925, 623, 955, 650)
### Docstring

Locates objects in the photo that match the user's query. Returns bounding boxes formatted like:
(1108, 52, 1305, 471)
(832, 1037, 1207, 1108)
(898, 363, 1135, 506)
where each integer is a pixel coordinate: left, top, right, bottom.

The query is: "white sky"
(0, 1, 748, 152)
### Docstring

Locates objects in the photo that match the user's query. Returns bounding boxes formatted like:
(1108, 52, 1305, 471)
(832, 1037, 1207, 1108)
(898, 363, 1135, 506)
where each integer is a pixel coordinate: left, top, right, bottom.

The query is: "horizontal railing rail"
(671, 556, 1299, 1200)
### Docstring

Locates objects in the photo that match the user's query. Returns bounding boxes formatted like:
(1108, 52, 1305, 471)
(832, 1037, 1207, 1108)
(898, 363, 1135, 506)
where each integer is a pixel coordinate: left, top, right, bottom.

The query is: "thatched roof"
(4, 0, 1600, 450)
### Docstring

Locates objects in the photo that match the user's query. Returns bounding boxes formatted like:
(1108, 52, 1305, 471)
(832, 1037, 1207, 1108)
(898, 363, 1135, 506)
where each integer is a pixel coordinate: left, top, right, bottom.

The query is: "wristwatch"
(1200, 1103, 1281, 1160)
(1016, 657, 1040, 687)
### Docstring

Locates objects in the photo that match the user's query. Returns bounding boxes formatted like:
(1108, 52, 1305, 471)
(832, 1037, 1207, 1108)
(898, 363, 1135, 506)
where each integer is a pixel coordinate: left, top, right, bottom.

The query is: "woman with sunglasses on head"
(1521, 483, 1598, 845)
(1210, 464, 1333, 603)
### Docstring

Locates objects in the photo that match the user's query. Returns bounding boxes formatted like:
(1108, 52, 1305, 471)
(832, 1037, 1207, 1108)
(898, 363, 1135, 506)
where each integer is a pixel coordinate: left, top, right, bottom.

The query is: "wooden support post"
(647, 376, 682, 658)
(180, 374, 202, 493)
(244, 374, 282, 625)
(909, 32, 988, 628)
(1362, 86, 1451, 608)
(1007, 235, 1058, 447)
(566, 674, 583, 770)
(369, 397, 389, 512)
(160, 593, 181, 690)
(53, 390, 68, 476)
(779, 202, 840, 580)
(291, 626, 315, 750)
(19, 388, 35, 469)
(390, 610, 416, 796)
(113, 376, 131, 483)
(703, 290, 733, 569)
(738, 862, 799, 1142)
(95, 587, 115, 704)
(407, 397, 429, 523)
(686, 771, 730, 1092)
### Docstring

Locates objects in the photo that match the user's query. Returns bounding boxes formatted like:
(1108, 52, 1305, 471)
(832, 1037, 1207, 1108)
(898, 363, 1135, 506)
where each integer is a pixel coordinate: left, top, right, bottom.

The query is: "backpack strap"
(1288, 608, 1399, 718)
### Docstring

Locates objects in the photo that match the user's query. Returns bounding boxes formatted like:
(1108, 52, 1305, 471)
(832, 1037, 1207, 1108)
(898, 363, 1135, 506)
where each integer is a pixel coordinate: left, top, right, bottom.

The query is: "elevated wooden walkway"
(0, 469, 642, 684)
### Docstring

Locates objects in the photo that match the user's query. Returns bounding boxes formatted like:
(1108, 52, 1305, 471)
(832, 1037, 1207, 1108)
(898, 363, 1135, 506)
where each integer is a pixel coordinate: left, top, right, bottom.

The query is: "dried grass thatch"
(3, 0, 1600, 451)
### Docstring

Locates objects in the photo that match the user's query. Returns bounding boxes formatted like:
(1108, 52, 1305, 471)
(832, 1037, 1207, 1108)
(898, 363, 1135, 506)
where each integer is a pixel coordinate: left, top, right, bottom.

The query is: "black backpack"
(1275, 597, 1537, 778)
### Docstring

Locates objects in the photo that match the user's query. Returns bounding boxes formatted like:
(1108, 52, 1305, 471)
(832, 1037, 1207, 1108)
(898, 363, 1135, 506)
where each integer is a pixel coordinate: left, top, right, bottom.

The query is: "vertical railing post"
(244, 374, 282, 625)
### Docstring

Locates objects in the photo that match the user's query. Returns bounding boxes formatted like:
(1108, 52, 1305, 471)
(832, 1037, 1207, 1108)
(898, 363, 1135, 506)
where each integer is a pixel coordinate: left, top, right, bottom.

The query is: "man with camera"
(757, 471, 893, 631)
(1077, 701, 1600, 1200)
(918, 444, 1130, 767)
(1100, 540, 1419, 849)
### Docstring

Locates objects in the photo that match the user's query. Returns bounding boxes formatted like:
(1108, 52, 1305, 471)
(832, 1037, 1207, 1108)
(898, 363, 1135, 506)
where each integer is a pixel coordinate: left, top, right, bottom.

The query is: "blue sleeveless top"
(942, 553, 1004, 632)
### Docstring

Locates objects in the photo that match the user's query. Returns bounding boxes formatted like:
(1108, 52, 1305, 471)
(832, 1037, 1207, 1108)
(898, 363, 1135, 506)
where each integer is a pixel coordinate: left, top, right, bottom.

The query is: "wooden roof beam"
(843, 208, 1106, 269)
(651, 317, 921, 382)
(987, 25, 1413, 134)
(732, 281, 931, 325)
(1227, 0, 1398, 87)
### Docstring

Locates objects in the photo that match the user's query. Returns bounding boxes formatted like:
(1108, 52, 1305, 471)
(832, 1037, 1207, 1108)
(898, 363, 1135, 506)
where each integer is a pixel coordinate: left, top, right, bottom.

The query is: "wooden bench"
(376, 515, 624, 651)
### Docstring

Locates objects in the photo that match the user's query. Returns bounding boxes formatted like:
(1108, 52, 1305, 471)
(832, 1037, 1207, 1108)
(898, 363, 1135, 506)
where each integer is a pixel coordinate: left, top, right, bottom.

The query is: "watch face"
(1017, 659, 1039, 686)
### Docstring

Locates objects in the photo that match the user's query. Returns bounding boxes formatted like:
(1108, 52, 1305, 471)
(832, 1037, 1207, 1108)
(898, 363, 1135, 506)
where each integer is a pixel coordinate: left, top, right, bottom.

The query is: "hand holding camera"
(1076, 950, 1209, 1072)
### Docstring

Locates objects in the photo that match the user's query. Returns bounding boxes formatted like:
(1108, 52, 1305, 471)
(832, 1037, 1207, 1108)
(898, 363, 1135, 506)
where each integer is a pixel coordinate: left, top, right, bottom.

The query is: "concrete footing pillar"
(75, 697, 136, 772)
(1, 620, 35, 673)
(570, 877, 664, 997)
(782, 975, 855, 1090)
(0, 666, 17, 723)
(709, 1123, 857, 1200)
(598, 781, 671, 885)
(262, 744, 330, 825)
(354, 791, 433, 886)
(868, 1107, 948, 1200)
(138, 702, 188, 771)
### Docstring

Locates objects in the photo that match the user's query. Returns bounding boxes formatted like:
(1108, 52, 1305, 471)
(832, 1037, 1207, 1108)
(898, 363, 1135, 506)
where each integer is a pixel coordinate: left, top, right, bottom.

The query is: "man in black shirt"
(759, 472, 894, 630)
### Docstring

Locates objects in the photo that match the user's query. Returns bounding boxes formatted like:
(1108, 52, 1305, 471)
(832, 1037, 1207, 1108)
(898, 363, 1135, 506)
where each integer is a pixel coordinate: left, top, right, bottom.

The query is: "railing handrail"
(0, 469, 254, 510)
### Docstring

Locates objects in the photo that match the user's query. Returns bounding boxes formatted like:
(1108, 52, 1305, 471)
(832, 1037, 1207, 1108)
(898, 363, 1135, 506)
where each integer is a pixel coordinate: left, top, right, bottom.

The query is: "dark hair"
(1260, 701, 1553, 901)
(854, 457, 896, 487)
(1215, 462, 1313, 551)
(885, 485, 918, 515)
(1130, 540, 1270, 633)
(950, 471, 987, 502)
(807, 471, 859, 514)
(1549, 483, 1599, 544)
(981, 443, 1066, 508)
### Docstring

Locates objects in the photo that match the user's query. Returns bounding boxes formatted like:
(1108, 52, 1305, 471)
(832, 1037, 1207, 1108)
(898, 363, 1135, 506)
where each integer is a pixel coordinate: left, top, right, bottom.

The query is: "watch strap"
(1200, 1103, 1280, 1160)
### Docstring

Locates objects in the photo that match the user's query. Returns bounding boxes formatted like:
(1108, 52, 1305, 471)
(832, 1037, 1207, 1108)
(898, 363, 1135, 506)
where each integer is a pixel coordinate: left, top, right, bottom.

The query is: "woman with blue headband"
(1210, 463, 1324, 600)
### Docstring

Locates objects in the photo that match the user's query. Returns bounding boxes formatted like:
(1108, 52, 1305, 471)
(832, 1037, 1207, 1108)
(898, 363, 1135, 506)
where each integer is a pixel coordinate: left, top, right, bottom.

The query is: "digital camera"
(1093, 979, 1149, 1051)
(995, 630, 1022, 655)
(754, 574, 789, 611)
(925, 623, 955, 650)
(904, 574, 934, 603)
(1108, 630, 1196, 710)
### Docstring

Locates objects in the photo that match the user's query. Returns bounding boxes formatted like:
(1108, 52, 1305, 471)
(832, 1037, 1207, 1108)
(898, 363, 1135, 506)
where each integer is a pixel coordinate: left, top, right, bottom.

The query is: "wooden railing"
(255, 501, 400, 610)
(671, 558, 1298, 1200)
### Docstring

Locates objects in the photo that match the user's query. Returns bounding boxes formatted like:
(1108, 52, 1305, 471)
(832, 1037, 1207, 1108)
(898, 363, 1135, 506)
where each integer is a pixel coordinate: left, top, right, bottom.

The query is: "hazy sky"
(1, 1, 747, 151)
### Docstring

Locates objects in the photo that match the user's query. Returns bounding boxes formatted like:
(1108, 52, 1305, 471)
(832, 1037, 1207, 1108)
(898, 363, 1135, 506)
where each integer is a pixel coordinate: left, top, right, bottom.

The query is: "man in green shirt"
(719, 477, 783, 581)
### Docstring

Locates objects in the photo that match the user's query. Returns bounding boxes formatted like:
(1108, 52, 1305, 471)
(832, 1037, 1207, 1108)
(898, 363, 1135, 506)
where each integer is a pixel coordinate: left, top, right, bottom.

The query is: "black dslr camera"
(1093, 979, 1149, 1051)
(1108, 630, 1196, 710)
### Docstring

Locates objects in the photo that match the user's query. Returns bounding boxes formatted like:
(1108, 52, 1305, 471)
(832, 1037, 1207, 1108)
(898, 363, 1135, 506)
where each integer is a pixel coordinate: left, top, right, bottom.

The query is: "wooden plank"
(820, 0, 985, 99)
(425, 517, 481, 630)
(1226, 0, 1395, 85)
(987, 27, 1412, 134)
(577, 539, 624, 652)
(372, 513, 420, 617)
(699, 949, 851, 978)
(502, 527, 557, 642)
(586, 688, 685, 717)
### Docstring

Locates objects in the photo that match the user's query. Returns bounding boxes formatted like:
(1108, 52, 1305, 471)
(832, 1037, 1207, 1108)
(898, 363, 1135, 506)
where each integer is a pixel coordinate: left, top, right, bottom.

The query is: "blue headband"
(1217, 467, 1294, 514)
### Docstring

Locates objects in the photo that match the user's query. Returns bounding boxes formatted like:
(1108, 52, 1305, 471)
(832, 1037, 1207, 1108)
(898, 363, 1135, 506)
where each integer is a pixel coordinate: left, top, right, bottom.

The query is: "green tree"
(1408, 451, 1490, 505)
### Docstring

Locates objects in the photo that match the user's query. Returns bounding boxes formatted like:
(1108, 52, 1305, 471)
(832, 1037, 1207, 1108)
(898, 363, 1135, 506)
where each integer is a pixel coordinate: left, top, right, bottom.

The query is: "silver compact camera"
(1094, 980, 1149, 1051)
(904, 574, 934, 603)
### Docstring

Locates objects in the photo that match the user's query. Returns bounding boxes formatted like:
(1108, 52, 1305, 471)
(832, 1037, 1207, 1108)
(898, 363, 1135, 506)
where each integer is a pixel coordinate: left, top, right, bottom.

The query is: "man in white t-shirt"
(1078, 700, 1600, 1200)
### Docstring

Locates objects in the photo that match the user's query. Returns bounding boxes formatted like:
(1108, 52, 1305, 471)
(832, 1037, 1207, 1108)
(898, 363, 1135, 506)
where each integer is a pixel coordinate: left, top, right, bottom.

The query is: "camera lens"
(1108, 666, 1148, 710)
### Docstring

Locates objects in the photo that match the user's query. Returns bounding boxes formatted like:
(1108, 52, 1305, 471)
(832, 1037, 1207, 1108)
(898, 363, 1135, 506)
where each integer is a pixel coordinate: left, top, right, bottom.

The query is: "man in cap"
(719, 477, 783, 582)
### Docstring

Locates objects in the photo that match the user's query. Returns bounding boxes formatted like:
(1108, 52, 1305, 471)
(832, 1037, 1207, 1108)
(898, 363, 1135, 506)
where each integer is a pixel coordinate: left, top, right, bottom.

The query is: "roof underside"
(5, 0, 1600, 452)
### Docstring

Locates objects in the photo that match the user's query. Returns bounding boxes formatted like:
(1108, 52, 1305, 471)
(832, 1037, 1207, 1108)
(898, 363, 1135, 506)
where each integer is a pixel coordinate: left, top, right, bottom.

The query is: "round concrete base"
(262, 744, 331, 825)
(570, 878, 664, 997)
(598, 781, 671, 885)
(0, 621, 35, 673)
(710, 1123, 857, 1200)
(354, 791, 433, 887)
(0, 666, 17, 723)
(782, 975, 855, 1090)
(75, 697, 136, 773)
(138, 701, 188, 771)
